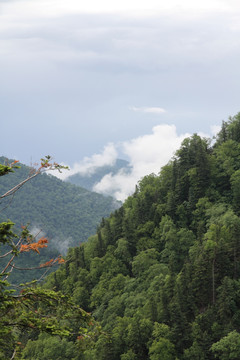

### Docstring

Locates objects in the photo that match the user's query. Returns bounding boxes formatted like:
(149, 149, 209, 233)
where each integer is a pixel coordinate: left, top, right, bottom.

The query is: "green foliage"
(0, 156, 119, 250)
(9, 113, 240, 359)
(149, 338, 176, 360)
(21, 334, 78, 360)
(0, 158, 96, 359)
(211, 331, 240, 360)
(0, 156, 120, 284)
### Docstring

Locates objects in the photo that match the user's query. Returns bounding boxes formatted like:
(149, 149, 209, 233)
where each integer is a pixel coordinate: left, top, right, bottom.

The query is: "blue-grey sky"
(1, 0, 240, 198)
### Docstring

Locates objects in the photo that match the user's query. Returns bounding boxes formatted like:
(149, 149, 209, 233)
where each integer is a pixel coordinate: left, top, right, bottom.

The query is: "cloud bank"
(54, 123, 220, 201)
(55, 143, 118, 180)
(93, 124, 191, 201)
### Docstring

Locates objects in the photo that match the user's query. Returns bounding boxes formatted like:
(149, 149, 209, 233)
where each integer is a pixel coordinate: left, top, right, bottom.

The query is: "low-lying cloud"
(50, 237, 74, 255)
(93, 124, 191, 201)
(54, 123, 219, 201)
(29, 225, 73, 255)
(55, 143, 118, 180)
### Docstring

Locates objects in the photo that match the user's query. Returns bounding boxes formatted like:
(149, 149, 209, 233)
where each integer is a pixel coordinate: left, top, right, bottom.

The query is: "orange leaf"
(20, 239, 48, 254)
(40, 259, 54, 267)
(57, 257, 65, 264)
(38, 237, 48, 245)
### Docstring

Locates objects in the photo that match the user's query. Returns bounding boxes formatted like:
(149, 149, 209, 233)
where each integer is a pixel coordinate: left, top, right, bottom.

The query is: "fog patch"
(50, 236, 74, 255)
(29, 225, 73, 255)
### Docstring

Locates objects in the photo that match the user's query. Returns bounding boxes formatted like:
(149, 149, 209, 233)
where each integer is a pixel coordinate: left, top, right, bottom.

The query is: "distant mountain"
(0, 157, 121, 283)
(0, 157, 120, 251)
(65, 159, 131, 195)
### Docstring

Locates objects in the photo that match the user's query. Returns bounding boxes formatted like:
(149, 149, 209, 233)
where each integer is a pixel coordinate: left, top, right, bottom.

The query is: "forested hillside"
(0, 158, 120, 283)
(0, 157, 120, 250)
(7, 113, 240, 359)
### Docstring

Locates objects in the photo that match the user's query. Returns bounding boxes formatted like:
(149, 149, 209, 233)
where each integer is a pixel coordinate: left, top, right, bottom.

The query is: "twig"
(9, 263, 57, 271)
(0, 172, 39, 199)
(0, 249, 13, 258)
(1, 237, 23, 274)
(3, 262, 14, 281)
(36, 266, 52, 283)
(1, 254, 15, 275)
(10, 349, 16, 360)
(0, 192, 15, 213)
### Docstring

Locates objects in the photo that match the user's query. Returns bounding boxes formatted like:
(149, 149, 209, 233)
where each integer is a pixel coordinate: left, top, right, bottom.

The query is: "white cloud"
(1, 0, 237, 170)
(50, 236, 74, 255)
(53, 123, 219, 201)
(210, 125, 222, 136)
(198, 125, 222, 141)
(93, 124, 191, 201)
(29, 225, 73, 254)
(130, 106, 166, 114)
(54, 143, 118, 180)
(29, 225, 46, 240)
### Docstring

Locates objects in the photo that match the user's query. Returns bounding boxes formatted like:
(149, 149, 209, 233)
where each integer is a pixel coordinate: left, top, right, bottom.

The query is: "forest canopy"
(2, 113, 240, 359)
(0, 157, 120, 284)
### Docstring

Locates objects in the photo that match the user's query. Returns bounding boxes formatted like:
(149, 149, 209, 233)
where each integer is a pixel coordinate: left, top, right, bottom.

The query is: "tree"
(21, 333, 78, 360)
(211, 331, 240, 360)
(148, 323, 176, 360)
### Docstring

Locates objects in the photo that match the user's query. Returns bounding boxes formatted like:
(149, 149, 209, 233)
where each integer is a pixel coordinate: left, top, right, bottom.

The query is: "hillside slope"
(31, 113, 240, 360)
(0, 158, 120, 283)
(0, 158, 120, 250)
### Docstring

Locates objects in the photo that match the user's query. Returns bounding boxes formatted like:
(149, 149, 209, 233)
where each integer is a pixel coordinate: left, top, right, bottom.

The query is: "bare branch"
(3, 262, 14, 281)
(10, 349, 16, 360)
(0, 192, 15, 213)
(1, 237, 23, 274)
(9, 262, 57, 271)
(1, 254, 16, 275)
(0, 171, 39, 200)
(0, 249, 13, 258)
(36, 266, 52, 283)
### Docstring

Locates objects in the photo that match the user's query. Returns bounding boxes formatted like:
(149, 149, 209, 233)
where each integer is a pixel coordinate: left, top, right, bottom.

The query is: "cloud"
(129, 106, 166, 114)
(210, 125, 222, 136)
(93, 124, 191, 201)
(29, 225, 46, 240)
(29, 225, 74, 254)
(50, 237, 74, 255)
(54, 143, 118, 180)
(53, 123, 219, 201)
(1, 0, 238, 168)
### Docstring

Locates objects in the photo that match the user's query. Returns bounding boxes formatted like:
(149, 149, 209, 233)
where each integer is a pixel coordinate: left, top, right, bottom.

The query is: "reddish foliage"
(20, 238, 48, 254)
(39, 255, 65, 268)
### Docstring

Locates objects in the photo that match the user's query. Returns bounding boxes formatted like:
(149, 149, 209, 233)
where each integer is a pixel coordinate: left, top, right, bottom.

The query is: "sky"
(1, 0, 240, 200)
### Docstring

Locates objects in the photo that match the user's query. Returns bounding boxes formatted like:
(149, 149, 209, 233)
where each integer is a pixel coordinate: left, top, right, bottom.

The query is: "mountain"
(0, 157, 121, 283)
(65, 159, 131, 194)
(29, 113, 240, 360)
(0, 157, 121, 250)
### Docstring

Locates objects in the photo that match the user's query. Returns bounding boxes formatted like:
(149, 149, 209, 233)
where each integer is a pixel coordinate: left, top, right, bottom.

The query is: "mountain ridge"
(0, 156, 121, 282)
